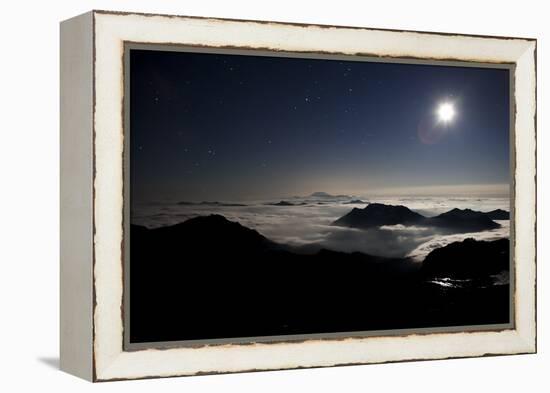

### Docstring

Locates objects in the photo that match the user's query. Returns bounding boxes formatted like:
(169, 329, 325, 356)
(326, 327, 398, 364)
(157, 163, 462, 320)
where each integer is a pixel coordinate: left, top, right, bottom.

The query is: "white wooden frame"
(60, 10, 536, 382)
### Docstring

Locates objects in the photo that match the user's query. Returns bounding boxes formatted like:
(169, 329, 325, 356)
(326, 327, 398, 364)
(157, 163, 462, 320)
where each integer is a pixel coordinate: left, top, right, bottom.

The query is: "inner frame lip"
(122, 41, 516, 352)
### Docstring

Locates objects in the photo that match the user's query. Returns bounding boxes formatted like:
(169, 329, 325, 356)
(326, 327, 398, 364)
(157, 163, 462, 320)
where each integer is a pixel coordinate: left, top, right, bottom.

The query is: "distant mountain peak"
(422, 238, 509, 278)
(485, 209, 510, 220)
(184, 214, 233, 225)
(332, 203, 501, 232)
(177, 201, 247, 207)
(430, 208, 500, 231)
(437, 208, 481, 218)
(265, 200, 307, 206)
(332, 203, 425, 229)
(344, 199, 367, 204)
(151, 214, 274, 250)
(309, 191, 351, 199)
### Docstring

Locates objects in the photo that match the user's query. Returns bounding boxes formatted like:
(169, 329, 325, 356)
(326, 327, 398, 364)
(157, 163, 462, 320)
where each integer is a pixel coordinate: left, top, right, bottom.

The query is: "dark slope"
(130, 215, 510, 343)
(429, 208, 501, 231)
(177, 201, 247, 207)
(149, 214, 276, 252)
(130, 215, 409, 343)
(309, 191, 350, 199)
(332, 203, 425, 228)
(418, 238, 510, 327)
(265, 201, 308, 206)
(484, 209, 510, 220)
(344, 199, 367, 204)
(422, 238, 509, 279)
(332, 204, 501, 232)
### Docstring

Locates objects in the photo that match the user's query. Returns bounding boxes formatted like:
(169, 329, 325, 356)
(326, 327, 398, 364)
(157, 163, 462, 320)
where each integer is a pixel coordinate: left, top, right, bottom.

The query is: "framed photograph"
(60, 10, 537, 382)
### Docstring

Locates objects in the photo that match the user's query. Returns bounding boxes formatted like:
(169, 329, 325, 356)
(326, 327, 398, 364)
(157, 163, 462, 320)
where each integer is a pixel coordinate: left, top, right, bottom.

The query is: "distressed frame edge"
(90, 11, 537, 382)
(59, 11, 95, 381)
(91, 8, 538, 42)
(512, 40, 537, 354)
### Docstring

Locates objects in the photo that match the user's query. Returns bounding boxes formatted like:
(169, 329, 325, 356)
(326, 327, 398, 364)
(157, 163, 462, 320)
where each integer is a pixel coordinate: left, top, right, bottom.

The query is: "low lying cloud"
(132, 197, 510, 260)
(406, 220, 510, 262)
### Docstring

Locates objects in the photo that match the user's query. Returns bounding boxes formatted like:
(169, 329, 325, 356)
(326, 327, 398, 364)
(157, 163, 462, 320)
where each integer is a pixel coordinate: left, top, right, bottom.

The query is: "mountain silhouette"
(430, 208, 500, 231)
(332, 203, 425, 228)
(177, 201, 247, 207)
(130, 214, 413, 343)
(484, 209, 510, 220)
(309, 191, 351, 199)
(130, 214, 509, 344)
(332, 204, 500, 232)
(422, 238, 509, 279)
(133, 214, 277, 254)
(266, 200, 307, 206)
(344, 199, 367, 204)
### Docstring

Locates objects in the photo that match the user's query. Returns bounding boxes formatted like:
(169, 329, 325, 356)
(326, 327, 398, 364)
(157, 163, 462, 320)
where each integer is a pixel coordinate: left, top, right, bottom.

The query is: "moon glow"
(437, 102, 455, 123)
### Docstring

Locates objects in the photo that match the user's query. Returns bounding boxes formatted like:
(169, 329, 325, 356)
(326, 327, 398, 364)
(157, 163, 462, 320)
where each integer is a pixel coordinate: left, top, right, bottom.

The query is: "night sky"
(130, 49, 510, 203)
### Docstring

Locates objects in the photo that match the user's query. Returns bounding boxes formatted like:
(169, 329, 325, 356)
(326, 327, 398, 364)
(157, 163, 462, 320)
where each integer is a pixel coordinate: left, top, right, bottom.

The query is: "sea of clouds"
(132, 195, 510, 261)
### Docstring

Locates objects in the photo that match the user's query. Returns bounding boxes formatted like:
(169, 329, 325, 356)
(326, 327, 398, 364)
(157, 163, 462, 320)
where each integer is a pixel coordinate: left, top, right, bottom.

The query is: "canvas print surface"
(128, 48, 511, 345)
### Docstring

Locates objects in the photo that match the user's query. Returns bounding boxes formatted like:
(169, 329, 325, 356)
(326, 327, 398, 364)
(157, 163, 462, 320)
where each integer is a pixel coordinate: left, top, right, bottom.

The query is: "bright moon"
(437, 102, 455, 123)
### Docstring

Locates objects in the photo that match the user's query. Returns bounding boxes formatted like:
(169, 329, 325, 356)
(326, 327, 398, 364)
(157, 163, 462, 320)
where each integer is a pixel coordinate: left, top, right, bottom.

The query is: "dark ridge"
(422, 238, 509, 279)
(344, 199, 367, 204)
(484, 209, 510, 220)
(130, 214, 510, 344)
(332, 203, 425, 229)
(332, 204, 501, 232)
(149, 214, 275, 252)
(177, 201, 247, 207)
(265, 200, 307, 206)
(309, 191, 351, 199)
(430, 208, 500, 231)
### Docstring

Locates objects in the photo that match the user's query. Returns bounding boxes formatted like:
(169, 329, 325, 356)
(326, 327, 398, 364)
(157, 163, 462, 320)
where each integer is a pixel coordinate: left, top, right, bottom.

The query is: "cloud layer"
(132, 196, 510, 260)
